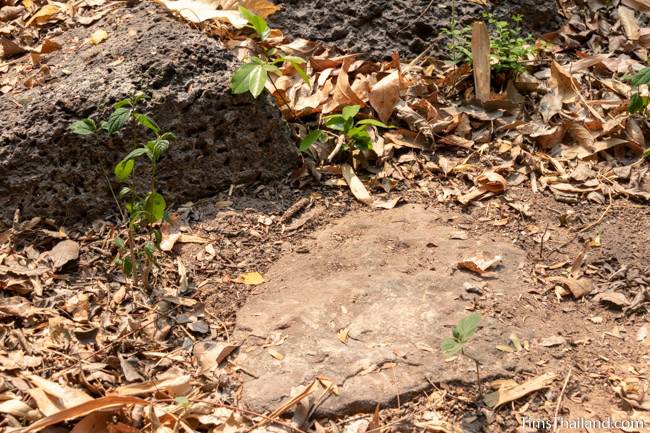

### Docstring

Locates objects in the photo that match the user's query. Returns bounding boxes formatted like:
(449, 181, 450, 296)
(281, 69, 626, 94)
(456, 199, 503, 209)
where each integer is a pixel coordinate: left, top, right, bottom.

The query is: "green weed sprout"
(441, 312, 484, 397)
(230, 7, 308, 99)
(299, 105, 392, 160)
(69, 92, 175, 289)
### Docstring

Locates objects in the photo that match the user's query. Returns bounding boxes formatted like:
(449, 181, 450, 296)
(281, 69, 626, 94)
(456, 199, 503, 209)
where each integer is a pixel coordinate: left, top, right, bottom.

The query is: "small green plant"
(300, 105, 392, 160)
(441, 312, 483, 397)
(442, 13, 535, 74)
(69, 92, 175, 289)
(440, 17, 472, 65)
(230, 6, 308, 98)
(626, 67, 650, 159)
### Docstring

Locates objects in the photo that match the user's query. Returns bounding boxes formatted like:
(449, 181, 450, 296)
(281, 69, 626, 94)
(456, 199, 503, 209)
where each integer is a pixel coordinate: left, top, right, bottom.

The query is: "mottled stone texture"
(0, 3, 298, 224)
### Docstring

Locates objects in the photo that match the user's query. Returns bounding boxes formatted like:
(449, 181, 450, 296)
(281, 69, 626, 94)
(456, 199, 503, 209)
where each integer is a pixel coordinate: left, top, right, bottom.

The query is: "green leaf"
(627, 67, 650, 87)
(230, 62, 268, 98)
(454, 313, 481, 343)
(629, 93, 648, 113)
(350, 130, 372, 150)
(118, 186, 132, 199)
(292, 62, 310, 86)
(69, 118, 97, 136)
(342, 105, 360, 121)
(114, 236, 126, 250)
(357, 119, 393, 128)
(145, 192, 166, 222)
(113, 98, 132, 109)
(153, 229, 162, 246)
(122, 257, 133, 276)
(159, 132, 176, 142)
(441, 338, 463, 356)
(281, 56, 306, 64)
(106, 107, 132, 135)
(134, 113, 160, 135)
(239, 6, 270, 40)
(114, 159, 135, 182)
(144, 241, 156, 258)
(153, 139, 170, 159)
(124, 147, 148, 162)
(324, 115, 347, 132)
(299, 129, 325, 152)
(175, 396, 190, 408)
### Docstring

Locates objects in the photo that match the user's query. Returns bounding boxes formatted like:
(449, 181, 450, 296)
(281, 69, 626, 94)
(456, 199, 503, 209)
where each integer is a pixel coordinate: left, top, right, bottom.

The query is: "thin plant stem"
(461, 348, 483, 398)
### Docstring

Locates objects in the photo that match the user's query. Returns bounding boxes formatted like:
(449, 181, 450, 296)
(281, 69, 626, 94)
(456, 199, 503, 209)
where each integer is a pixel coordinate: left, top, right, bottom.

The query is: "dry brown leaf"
(88, 29, 108, 45)
(337, 328, 349, 344)
(268, 349, 284, 360)
(458, 254, 502, 276)
(70, 412, 110, 433)
(114, 375, 191, 397)
(235, 271, 265, 285)
(342, 164, 373, 206)
(23, 396, 149, 433)
(0, 398, 39, 420)
(38, 38, 62, 54)
(218, 0, 280, 17)
(626, 117, 645, 147)
(484, 372, 555, 408)
(439, 135, 474, 149)
(619, 6, 640, 40)
(322, 59, 366, 114)
(471, 21, 491, 103)
(0, 37, 27, 59)
(27, 374, 93, 409)
(593, 292, 630, 307)
(157, 0, 247, 26)
(28, 388, 63, 416)
(550, 61, 578, 104)
(568, 122, 595, 149)
(548, 276, 592, 298)
(194, 341, 239, 372)
(49, 240, 79, 269)
(539, 88, 562, 123)
(539, 336, 566, 347)
(623, 0, 650, 12)
(476, 171, 507, 193)
(369, 70, 401, 123)
(26, 4, 61, 26)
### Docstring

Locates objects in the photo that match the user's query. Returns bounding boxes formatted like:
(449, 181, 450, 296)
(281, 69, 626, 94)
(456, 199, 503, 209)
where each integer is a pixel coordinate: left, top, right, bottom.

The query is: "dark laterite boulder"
(0, 2, 298, 224)
(270, 0, 562, 61)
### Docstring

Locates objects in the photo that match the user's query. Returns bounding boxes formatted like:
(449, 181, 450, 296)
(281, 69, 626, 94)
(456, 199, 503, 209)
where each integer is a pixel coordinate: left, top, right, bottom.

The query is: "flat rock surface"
(234, 204, 533, 415)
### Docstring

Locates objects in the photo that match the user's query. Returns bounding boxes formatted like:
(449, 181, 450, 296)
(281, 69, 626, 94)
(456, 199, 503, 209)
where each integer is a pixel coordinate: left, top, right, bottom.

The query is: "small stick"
(539, 223, 549, 259)
(553, 367, 572, 432)
(327, 135, 346, 162)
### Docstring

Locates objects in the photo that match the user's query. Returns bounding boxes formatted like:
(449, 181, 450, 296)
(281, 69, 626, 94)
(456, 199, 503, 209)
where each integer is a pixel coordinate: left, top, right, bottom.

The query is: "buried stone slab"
(0, 2, 297, 225)
(234, 204, 533, 416)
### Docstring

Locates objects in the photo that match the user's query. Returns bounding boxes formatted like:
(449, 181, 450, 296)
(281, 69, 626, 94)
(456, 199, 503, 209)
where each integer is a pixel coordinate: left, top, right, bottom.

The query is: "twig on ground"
(553, 367, 572, 432)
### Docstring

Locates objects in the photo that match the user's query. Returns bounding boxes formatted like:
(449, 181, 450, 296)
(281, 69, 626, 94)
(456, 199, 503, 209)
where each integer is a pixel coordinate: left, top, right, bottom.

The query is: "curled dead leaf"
(476, 171, 507, 193)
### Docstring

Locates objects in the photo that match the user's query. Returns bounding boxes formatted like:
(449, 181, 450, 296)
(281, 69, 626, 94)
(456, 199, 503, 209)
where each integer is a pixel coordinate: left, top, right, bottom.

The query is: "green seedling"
(69, 92, 175, 289)
(442, 13, 535, 74)
(230, 7, 308, 99)
(626, 67, 650, 159)
(441, 312, 483, 397)
(300, 105, 392, 160)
